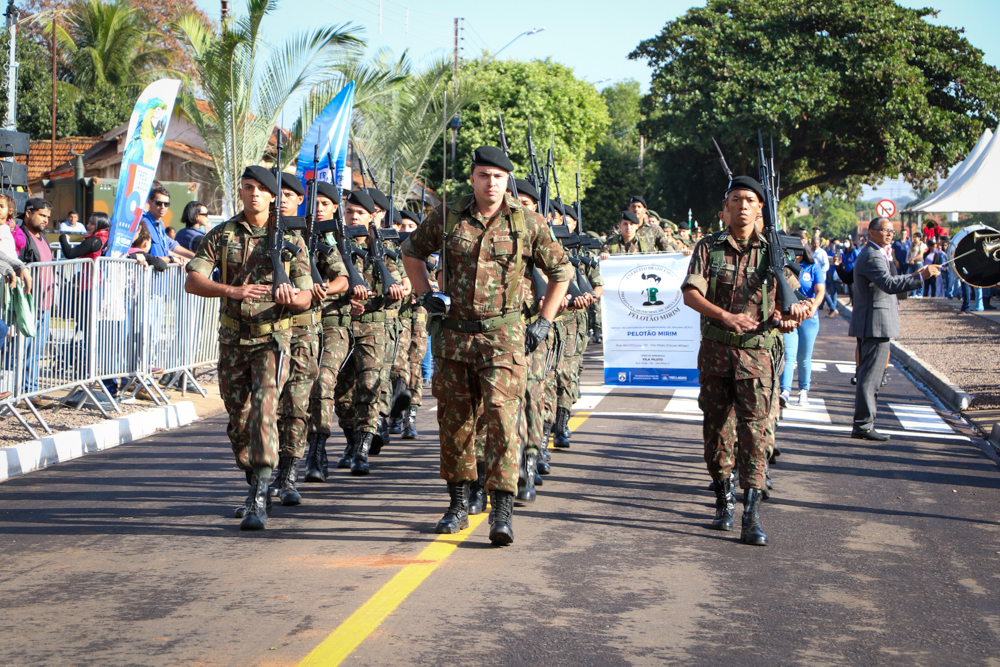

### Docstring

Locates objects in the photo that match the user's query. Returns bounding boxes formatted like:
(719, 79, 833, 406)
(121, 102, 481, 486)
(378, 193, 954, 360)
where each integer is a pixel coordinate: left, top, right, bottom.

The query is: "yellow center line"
(297, 513, 488, 667)
(300, 411, 592, 666)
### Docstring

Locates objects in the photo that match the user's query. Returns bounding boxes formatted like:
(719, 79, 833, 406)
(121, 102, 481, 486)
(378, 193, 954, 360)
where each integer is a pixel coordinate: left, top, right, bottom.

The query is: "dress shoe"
(435, 482, 469, 534)
(851, 427, 890, 441)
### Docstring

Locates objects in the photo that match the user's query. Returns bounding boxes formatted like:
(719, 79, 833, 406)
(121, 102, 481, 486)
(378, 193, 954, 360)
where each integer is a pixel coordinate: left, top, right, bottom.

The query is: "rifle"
(267, 130, 303, 298)
(305, 144, 334, 285)
(327, 150, 369, 293)
(575, 170, 583, 232)
(353, 147, 399, 296)
(378, 157, 402, 262)
(498, 112, 518, 199)
(756, 130, 804, 315)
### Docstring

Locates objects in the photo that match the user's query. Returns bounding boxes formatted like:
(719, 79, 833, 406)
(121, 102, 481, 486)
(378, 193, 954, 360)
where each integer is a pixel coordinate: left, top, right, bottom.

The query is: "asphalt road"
(1, 313, 998, 667)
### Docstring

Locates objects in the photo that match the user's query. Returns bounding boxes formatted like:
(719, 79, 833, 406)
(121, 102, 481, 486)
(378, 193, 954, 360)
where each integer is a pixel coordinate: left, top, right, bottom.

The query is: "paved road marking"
(572, 386, 614, 410)
(780, 397, 832, 424)
(888, 403, 956, 434)
(297, 515, 489, 667)
(301, 412, 593, 665)
(811, 362, 828, 373)
(588, 412, 969, 441)
(663, 388, 701, 415)
(835, 364, 857, 374)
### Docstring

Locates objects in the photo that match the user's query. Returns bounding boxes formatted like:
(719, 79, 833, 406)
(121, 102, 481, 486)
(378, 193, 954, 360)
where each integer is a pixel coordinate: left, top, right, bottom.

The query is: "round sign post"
(875, 199, 896, 219)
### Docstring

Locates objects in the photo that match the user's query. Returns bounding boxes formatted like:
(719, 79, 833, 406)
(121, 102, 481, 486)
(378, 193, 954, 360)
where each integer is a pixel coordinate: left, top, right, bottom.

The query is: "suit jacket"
(849, 242, 923, 339)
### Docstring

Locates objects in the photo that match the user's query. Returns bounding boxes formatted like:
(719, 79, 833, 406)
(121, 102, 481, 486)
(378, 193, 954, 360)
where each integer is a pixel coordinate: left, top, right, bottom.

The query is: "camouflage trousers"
(588, 300, 602, 338)
(434, 353, 527, 494)
(377, 316, 404, 418)
(388, 314, 412, 403)
(277, 325, 319, 458)
(698, 372, 777, 490)
(308, 323, 350, 436)
(542, 325, 562, 425)
(408, 310, 428, 407)
(519, 329, 551, 457)
(334, 320, 386, 435)
(219, 338, 290, 471)
(555, 315, 581, 411)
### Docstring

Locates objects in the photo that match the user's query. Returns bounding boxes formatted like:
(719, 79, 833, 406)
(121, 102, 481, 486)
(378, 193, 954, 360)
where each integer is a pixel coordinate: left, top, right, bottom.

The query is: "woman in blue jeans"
(780, 244, 826, 407)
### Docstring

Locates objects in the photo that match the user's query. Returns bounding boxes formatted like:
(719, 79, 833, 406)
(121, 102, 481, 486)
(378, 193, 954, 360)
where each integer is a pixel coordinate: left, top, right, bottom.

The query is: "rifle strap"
(706, 229, 770, 315)
(444, 194, 524, 308)
(220, 221, 238, 310)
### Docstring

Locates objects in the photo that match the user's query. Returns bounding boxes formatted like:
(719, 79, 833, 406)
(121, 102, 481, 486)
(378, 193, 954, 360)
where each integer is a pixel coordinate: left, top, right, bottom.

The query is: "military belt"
(385, 309, 399, 320)
(353, 311, 386, 323)
(321, 314, 352, 328)
(702, 322, 778, 350)
(220, 313, 293, 337)
(414, 313, 427, 323)
(290, 311, 319, 328)
(441, 311, 521, 334)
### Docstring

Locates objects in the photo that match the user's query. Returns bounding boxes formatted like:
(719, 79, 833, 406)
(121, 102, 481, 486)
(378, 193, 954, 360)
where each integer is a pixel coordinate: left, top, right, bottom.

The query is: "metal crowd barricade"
(0, 256, 222, 438)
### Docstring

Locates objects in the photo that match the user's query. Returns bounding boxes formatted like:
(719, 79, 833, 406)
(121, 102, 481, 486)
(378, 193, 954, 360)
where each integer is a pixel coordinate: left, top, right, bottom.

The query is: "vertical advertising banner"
(105, 79, 181, 257)
(295, 81, 356, 214)
(601, 253, 701, 387)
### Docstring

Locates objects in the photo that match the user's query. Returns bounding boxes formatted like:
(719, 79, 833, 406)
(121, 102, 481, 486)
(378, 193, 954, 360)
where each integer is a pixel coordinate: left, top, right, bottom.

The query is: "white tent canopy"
(910, 126, 1000, 213)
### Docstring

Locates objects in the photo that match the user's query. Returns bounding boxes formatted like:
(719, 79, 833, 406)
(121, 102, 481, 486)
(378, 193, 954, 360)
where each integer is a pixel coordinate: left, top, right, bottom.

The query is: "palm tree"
(175, 0, 363, 213)
(351, 56, 482, 209)
(50, 0, 179, 95)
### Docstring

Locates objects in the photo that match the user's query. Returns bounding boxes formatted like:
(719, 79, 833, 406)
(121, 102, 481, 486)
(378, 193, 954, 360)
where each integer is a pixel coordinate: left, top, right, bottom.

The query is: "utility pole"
(450, 18, 459, 183)
(638, 134, 645, 175)
(220, 0, 228, 19)
(50, 15, 56, 174)
(4, 0, 19, 132)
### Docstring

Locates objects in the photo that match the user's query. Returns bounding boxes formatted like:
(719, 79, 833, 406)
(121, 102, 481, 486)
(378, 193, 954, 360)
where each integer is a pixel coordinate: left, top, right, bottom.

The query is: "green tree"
(75, 79, 136, 135)
(175, 0, 363, 212)
(630, 0, 1000, 226)
(423, 58, 610, 202)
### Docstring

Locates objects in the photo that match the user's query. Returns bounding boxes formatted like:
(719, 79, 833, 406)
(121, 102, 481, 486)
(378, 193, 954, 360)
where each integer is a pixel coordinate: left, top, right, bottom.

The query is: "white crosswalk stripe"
(835, 364, 857, 375)
(888, 403, 957, 434)
(780, 397, 832, 424)
(663, 388, 702, 415)
(572, 385, 614, 410)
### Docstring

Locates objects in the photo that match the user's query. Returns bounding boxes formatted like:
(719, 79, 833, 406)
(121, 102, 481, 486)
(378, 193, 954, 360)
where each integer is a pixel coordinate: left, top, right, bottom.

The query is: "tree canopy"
(630, 0, 1000, 226)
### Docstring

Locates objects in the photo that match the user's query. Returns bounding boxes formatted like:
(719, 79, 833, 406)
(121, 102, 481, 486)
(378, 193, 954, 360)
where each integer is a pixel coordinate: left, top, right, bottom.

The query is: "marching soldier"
(628, 196, 675, 252)
(601, 211, 645, 258)
(401, 146, 571, 546)
(398, 210, 427, 439)
(185, 166, 313, 530)
(681, 176, 806, 546)
(304, 180, 356, 483)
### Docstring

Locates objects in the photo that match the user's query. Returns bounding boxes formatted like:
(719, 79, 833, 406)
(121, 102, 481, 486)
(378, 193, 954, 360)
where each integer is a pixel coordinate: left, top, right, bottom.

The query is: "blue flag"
(296, 82, 355, 212)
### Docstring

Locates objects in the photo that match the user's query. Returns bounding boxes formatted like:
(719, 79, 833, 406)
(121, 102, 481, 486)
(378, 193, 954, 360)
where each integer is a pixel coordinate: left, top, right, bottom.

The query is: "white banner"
(600, 253, 700, 387)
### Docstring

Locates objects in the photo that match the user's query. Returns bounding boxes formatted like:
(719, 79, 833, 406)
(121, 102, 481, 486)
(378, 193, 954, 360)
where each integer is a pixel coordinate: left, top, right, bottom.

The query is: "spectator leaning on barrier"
(143, 186, 195, 263)
(17, 198, 54, 400)
(59, 211, 86, 234)
(175, 201, 209, 252)
(0, 248, 30, 401)
(0, 194, 23, 259)
(58, 212, 110, 262)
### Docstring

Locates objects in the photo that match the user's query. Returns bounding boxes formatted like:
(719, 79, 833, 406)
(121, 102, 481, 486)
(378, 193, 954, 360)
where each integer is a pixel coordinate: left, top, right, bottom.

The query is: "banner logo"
(619, 264, 683, 321)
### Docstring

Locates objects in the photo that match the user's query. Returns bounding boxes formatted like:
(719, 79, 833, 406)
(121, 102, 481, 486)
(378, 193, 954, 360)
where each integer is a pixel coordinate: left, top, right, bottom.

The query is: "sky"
(193, 0, 1000, 200)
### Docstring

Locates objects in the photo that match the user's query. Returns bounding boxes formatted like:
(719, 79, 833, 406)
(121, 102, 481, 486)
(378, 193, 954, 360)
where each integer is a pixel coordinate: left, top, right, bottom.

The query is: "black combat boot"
(304, 433, 326, 483)
(402, 405, 418, 439)
(435, 481, 470, 534)
(388, 416, 402, 435)
(240, 466, 272, 531)
(710, 475, 735, 531)
(269, 455, 291, 498)
(488, 490, 515, 546)
(351, 431, 373, 476)
(337, 429, 355, 469)
(390, 378, 412, 422)
(516, 451, 538, 503)
(277, 456, 302, 506)
(740, 488, 768, 546)
(553, 408, 571, 448)
(468, 460, 487, 515)
(537, 424, 552, 474)
(370, 417, 387, 456)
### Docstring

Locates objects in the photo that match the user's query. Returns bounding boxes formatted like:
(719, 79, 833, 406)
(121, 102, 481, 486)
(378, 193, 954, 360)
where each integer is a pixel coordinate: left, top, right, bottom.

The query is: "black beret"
(549, 200, 564, 216)
(564, 206, 578, 221)
(628, 195, 647, 207)
(392, 209, 402, 225)
(400, 210, 421, 224)
(315, 181, 339, 202)
(280, 172, 305, 197)
(726, 175, 766, 202)
(471, 145, 514, 172)
(621, 211, 640, 225)
(241, 165, 278, 196)
(365, 188, 391, 212)
(347, 189, 375, 214)
(513, 178, 539, 202)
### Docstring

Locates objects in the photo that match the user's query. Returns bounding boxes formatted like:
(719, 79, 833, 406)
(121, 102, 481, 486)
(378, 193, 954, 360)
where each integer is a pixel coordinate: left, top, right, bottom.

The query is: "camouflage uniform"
(638, 222, 680, 252)
(407, 304, 428, 406)
(401, 193, 572, 494)
(602, 233, 650, 255)
(187, 213, 312, 470)
(377, 254, 407, 423)
(334, 238, 401, 436)
(683, 228, 781, 491)
(308, 235, 353, 437)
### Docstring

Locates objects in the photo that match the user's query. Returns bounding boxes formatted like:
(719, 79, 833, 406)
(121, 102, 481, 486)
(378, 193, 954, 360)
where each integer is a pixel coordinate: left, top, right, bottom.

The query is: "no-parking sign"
(875, 199, 896, 218)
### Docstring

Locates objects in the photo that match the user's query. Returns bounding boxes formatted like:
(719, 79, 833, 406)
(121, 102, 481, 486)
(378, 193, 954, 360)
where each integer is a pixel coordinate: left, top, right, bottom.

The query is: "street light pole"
(470, 27, 545, 75)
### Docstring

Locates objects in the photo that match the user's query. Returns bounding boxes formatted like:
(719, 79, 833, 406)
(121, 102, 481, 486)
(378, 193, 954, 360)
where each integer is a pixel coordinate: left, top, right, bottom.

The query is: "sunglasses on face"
(153, 200, 170, 208)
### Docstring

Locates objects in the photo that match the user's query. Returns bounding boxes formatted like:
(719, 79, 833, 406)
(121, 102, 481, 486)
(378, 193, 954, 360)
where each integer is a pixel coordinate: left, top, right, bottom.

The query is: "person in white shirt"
(59, 211, 87, 234)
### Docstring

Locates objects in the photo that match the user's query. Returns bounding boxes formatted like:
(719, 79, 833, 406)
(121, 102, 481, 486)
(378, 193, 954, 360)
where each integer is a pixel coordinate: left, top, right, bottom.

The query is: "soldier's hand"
(312, 282, 328, 302)
(274, 283, 299, 305)
(789, 302, 810, 322)
(778, 318, 799, 334)
(720, 310, 759, 333)
(422, 291, 450, 315)
(600, 252, 610, 261)
(231, 284, 270, 300)
(682, 248, 693, 257)
(351, 285, 370, 300)
(525, 316, 551, 355)
(350, 300, 366, 316)
(388, 283, 405, 301)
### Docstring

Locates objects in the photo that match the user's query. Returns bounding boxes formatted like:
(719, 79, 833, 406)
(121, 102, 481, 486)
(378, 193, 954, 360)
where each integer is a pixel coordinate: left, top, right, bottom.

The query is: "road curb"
(836, 300, 974, 412)
(0, 401, 199, 483)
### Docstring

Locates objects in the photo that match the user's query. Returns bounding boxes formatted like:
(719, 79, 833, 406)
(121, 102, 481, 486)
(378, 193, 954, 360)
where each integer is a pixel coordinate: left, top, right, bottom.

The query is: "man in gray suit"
(850, 217, 940, 440)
